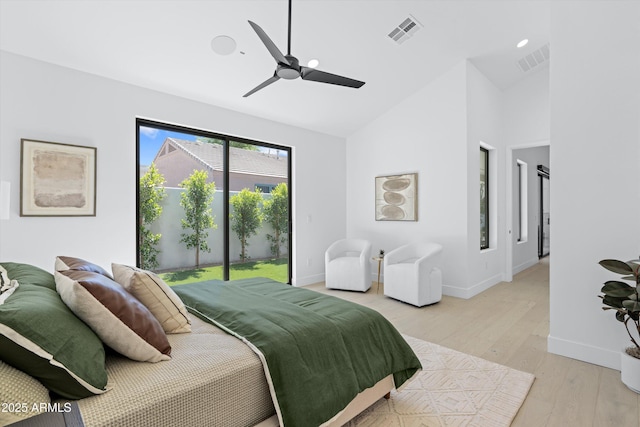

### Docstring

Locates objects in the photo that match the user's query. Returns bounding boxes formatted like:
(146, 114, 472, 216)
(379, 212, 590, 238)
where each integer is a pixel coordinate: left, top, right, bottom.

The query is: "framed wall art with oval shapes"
(375, 173, 417, 221)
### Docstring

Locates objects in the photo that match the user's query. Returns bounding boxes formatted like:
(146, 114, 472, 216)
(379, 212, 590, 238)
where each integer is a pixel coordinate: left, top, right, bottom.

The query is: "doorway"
(538, 165, 550, 258)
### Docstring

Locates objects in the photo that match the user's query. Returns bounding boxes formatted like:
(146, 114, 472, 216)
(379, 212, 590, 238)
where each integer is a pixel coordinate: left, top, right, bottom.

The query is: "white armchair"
(325, 239, 372, 292)
(383, 242, 443, 307)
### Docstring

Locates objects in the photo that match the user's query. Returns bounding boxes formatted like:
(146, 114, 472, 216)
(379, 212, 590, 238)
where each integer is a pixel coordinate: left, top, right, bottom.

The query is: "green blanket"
(174, 277, 421, 427)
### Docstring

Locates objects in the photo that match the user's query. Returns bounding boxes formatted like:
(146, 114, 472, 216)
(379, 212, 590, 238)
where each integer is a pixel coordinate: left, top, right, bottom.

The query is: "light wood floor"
(307, 259, 640, 427)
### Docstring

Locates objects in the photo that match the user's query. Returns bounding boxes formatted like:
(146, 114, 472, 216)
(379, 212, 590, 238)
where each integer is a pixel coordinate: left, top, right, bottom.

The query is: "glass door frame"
(136, 118, 292, 284)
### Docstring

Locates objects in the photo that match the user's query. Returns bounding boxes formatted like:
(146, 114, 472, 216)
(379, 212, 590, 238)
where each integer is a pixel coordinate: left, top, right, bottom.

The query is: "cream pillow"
(112, 264, 191, 334)
(0, 360, 50, 425)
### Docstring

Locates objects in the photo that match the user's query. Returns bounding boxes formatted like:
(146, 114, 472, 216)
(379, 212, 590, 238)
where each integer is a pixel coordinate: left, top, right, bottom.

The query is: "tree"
(179, 170, 216, 266)
(196, 137, 258, 151)
(230, 188, 263, 262)
(263, 182, 288, 258)
(139, 163, 166, 270)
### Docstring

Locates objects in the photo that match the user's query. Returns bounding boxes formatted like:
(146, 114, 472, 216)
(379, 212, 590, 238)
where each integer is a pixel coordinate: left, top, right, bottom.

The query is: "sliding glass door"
(136, 119, 291, 285)
(228, 141, 290, 282)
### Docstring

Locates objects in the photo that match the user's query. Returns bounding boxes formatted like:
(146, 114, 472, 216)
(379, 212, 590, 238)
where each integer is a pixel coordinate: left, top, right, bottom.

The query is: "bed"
(0, 260, 420, 426)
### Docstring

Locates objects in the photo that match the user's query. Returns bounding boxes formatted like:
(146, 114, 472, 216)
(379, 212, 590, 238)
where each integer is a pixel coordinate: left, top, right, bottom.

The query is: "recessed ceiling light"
(211, 35, 237, 55)
(307, 59, 319, 68)
(517, 39, 529, 48)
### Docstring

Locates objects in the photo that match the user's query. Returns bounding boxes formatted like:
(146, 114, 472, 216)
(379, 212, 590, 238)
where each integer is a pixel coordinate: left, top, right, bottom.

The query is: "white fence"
(150, 188, 287, 271)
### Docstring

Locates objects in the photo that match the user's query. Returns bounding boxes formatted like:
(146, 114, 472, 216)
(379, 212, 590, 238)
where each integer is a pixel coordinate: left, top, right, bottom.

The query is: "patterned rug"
(347, 335, 535, 427)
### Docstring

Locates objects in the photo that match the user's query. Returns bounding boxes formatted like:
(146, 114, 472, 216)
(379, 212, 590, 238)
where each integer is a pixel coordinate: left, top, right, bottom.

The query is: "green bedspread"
(174, 277, 421, 427)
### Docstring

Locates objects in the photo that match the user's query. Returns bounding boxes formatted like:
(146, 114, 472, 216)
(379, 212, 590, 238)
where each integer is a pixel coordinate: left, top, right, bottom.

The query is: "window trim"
(480, 146, 489, 250)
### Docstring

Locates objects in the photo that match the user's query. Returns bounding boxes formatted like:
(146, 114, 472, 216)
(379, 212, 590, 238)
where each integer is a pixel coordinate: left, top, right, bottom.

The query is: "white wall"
(346, 62, 470, 293)
(548, 1, 640, 369)
(465, 62, 506, 297)
(503, 70, 550, 145)
(346, 60, 525, 299)
(0, 52, 345, 286)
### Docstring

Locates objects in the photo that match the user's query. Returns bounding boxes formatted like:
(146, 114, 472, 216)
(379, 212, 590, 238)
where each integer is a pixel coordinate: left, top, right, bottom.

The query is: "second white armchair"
(383, 242, 443, 307)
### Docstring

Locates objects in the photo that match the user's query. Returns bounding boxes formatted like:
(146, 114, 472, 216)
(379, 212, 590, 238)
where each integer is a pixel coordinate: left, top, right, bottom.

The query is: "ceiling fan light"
(276, 67, 300, 80)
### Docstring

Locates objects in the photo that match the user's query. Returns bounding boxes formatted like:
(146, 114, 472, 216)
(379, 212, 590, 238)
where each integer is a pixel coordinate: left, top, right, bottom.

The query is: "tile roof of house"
(167, 138, 287, 178)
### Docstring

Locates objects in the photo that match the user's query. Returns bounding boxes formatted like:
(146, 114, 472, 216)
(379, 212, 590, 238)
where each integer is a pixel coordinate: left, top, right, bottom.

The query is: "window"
(255, 184, 276, 194)
(516, 159, 528, 242)
(480, 147, 489, 249)
(136, 119, 292, 285)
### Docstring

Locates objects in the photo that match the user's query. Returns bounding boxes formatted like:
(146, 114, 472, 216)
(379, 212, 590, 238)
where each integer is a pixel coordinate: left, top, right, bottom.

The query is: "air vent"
(388, 15, 423, 45)
(517, 43, 550, 72)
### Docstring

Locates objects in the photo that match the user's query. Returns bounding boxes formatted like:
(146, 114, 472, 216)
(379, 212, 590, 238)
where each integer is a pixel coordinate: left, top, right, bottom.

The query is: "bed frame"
(254, 375, 394, 426)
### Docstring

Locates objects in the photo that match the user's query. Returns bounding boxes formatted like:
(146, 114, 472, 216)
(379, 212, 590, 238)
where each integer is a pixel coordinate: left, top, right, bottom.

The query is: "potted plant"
(598, 258, 640, 393)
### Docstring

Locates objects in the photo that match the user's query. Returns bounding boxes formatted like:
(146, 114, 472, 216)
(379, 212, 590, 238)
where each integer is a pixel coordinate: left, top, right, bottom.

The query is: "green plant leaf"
(622, 300, 640, 312)
(602, 295, 625, 309)
(601, 280, 635, 297)
(600, 259, 634, 275)
(626, 259, 640, 271)
(615, 311, 626, 322)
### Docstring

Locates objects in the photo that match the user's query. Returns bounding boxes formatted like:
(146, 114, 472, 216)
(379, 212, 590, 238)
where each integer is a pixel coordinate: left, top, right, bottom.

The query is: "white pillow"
(112, 264, 191, 334)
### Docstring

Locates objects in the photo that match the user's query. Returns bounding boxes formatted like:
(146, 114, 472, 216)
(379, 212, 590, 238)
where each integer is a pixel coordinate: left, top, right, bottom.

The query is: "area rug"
(346, 335, 535, 427)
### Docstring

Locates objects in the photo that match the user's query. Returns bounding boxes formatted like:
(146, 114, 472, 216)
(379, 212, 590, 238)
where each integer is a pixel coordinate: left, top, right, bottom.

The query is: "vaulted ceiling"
(0, 0, 550, 137)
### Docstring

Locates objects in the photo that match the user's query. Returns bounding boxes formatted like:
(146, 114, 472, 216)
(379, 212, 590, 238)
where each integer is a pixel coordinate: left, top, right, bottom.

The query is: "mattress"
(69, 315, 275, 427)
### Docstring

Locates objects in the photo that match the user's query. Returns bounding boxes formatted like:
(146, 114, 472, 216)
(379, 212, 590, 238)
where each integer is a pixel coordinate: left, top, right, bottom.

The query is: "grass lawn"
(160, 258, 288, 286)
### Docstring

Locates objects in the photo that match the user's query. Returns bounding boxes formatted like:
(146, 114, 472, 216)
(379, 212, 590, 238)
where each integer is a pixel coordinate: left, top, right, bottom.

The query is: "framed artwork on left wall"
(20, 139, 96, 216)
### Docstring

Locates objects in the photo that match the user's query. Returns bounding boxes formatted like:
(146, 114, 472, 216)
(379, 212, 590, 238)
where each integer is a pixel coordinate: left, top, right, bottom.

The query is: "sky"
(139, 126, 196, 166)
(139, 125, 289, 167)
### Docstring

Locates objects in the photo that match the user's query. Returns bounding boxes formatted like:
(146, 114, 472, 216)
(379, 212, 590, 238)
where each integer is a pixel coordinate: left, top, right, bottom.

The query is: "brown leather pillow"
(55, 270, 171, 362)
(55, 256, 113, 279)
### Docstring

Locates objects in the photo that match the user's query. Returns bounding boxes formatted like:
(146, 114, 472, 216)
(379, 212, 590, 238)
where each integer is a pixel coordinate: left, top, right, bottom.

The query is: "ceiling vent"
(516, 43, 550, 73)
(388, 15, 423, 45)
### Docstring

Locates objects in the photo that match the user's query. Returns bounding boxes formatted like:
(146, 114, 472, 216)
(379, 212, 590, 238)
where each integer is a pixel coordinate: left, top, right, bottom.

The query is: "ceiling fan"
(243, 0, 365, 97)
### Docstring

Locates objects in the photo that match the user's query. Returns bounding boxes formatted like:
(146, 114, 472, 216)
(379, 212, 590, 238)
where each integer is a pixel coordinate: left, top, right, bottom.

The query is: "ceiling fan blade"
(248, 20, 290, 66)
(243, 73, 280, 97)
(301, 67, 365, 88)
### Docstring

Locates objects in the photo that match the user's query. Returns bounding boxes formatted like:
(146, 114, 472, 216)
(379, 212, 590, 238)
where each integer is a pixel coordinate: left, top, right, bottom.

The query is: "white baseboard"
(513, 258, 540, 275)
(293, 273, 324, 287)
(548, 335, 621, 370)
(442, 273, 502, 299)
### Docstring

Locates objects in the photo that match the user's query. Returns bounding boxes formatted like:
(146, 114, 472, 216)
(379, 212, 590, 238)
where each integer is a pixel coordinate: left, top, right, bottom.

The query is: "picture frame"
(375, 172, 417, 221)
(20, 139, 97, 216)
